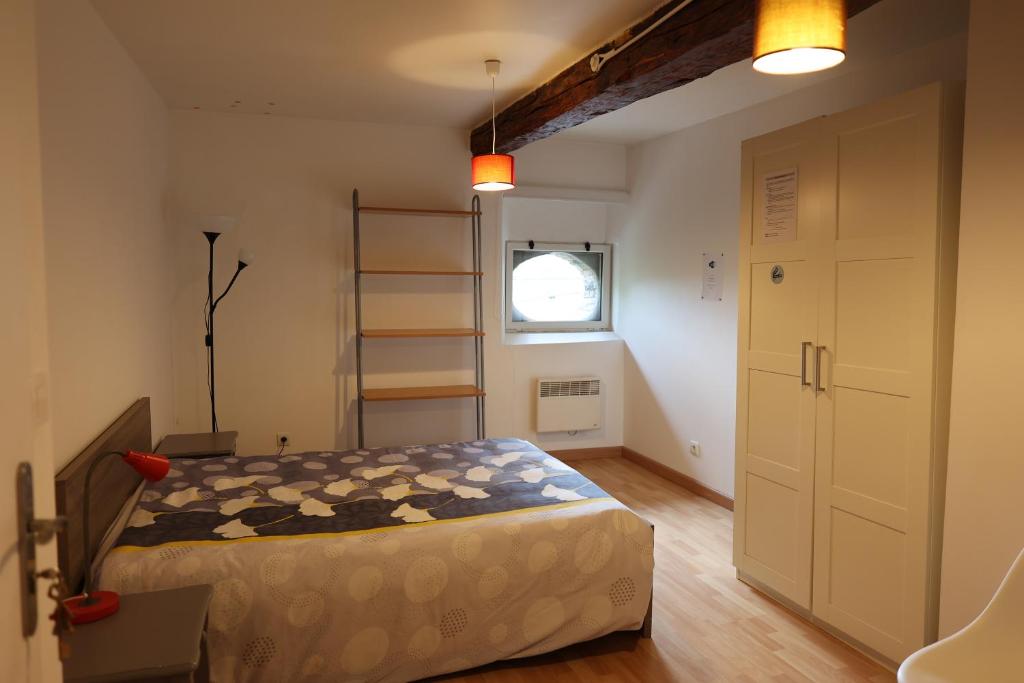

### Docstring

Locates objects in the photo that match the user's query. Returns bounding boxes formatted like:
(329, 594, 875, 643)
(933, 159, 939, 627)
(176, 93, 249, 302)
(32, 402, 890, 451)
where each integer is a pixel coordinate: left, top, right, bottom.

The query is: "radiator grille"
(538, 378, 601, 398)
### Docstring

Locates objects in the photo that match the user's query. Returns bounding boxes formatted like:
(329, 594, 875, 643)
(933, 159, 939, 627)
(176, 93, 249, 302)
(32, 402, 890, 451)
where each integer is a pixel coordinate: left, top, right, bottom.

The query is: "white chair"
(898, 547, 1024, 682)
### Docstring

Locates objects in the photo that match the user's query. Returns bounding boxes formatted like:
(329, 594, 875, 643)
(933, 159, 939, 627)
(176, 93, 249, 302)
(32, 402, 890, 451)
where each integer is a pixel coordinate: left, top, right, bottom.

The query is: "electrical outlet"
(276, 432, 290, 448)
(688, 440, 701, 457)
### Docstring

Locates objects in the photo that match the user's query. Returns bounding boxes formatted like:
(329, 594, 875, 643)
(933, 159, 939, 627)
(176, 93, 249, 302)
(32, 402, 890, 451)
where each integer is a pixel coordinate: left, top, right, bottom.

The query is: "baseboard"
(621, 447, 734, 511)
(547, 446, 622, 462)
(549, 445, 736, 512)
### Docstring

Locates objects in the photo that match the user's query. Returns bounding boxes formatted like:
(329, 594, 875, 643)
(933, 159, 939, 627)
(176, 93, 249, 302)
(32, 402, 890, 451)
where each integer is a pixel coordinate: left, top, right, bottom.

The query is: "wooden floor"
(432, 457, 895, 683)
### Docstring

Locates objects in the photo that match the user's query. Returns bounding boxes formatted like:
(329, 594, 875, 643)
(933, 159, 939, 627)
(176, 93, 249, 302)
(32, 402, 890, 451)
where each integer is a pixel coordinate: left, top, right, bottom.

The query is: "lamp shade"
(753, 0, 846, 75)
(200, 215, 238, 235)
(472, 153, 515, 191)
(122, 450, 170, 482)
(238, 248, 255, 268)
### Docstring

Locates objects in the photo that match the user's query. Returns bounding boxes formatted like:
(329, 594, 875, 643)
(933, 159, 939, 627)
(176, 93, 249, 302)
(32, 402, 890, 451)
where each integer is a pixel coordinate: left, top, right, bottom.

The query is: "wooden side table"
(156, 431, 237, 459)
(63, 584, 213, 682)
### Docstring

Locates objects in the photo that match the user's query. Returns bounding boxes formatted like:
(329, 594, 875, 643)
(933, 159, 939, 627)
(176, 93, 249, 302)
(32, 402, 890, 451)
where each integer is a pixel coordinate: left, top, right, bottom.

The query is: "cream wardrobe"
(734, 82, 962, 664)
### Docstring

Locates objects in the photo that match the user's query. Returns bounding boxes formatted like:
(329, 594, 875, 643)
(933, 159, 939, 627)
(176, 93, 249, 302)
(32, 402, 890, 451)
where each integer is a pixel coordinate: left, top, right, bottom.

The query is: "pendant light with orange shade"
(753, 0, 847, 75)
(472, 59, 515, 191)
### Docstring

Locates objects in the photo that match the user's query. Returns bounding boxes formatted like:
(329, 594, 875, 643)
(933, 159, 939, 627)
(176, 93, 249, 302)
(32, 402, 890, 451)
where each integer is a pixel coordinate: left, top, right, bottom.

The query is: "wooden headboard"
(55, 397, 152, 592)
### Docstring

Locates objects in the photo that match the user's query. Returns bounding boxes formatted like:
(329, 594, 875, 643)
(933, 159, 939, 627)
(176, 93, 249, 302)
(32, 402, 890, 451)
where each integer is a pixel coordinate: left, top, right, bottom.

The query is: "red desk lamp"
(64, 450, 169, 624)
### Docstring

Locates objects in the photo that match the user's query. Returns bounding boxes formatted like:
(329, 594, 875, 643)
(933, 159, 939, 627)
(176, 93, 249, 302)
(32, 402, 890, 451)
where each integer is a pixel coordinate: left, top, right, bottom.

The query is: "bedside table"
(63, 584, 213, 683)
(156, 431, 237, 459)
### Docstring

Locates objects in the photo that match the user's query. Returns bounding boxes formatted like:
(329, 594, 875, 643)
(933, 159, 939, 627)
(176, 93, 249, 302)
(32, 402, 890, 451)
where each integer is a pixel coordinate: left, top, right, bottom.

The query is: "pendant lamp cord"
(491, 74, 497, 155)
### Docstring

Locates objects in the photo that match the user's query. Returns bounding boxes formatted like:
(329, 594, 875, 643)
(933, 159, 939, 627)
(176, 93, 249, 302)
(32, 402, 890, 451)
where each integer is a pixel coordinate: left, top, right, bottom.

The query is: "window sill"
(502, 331, 621, 346)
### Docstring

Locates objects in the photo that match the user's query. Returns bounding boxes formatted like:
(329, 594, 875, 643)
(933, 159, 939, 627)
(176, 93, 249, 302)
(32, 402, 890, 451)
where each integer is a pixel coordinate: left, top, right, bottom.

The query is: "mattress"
(99, 438, 654, 682)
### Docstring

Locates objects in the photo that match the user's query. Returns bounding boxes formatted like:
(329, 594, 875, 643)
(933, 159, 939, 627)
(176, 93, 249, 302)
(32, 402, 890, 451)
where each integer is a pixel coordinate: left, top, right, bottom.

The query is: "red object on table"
(122, 449, 171, 482)
(64, 591, 121, 625)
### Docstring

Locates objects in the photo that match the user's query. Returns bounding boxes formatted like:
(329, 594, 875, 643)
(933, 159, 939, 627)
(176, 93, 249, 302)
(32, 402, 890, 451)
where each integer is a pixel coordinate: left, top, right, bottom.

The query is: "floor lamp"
(202, 223, 253, 432)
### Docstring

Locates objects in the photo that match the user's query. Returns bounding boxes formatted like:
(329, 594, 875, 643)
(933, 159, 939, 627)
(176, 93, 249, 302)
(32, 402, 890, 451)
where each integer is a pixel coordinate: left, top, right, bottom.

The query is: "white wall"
(167, 113, 628, 455)
(36, 0, 174, 466)
(939, 0, 1024, 636)
(168, 112, 473, 455)
(0, 0, 61, 678)
(617, 28, 968, 497)
(510, 138, 627, 190)
(493, 195, 625, 452)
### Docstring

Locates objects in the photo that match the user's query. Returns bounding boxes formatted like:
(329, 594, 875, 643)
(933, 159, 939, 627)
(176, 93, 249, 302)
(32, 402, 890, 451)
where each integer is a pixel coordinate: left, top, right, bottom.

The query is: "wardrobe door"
(734, 125, 831, 608)
(811, 84, 948, 661)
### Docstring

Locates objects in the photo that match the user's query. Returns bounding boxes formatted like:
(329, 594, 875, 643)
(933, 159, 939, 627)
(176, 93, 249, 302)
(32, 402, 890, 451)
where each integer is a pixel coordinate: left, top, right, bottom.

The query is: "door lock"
(17, 462, 67, 637)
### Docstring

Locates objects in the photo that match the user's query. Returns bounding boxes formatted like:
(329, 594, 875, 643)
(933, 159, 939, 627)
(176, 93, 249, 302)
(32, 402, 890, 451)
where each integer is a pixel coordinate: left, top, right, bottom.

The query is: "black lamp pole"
(203, 231, 219, 432)
(204, 231, 250, 433)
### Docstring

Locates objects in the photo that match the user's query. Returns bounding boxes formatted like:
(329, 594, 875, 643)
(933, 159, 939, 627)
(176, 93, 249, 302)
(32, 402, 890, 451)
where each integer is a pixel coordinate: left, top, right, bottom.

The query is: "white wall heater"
(536, 377, 602, 433)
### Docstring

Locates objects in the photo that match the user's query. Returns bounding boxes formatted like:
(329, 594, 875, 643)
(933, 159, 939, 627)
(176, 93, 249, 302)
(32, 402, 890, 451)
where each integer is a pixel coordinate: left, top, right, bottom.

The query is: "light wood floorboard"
(430, 457, 895, 683)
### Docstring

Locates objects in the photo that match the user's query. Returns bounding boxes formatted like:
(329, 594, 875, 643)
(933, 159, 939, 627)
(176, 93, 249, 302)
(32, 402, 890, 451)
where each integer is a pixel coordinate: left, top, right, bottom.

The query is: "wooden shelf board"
(362, 385, 485, 401)
(362, 328, 484, 338)
(359, 206, 480, 218)
(360, 268, 483, 276)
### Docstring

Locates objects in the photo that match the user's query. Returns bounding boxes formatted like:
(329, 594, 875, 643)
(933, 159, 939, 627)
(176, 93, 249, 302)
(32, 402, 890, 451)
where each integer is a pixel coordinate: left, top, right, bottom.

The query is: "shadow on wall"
(622, 346, 691, 469)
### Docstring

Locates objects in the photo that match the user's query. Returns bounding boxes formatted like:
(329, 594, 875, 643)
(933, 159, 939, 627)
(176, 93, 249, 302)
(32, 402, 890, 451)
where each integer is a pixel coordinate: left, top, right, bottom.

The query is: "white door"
(811, 83, 953, 661)
(734, 122, 833, 608)
(0, 1, 62, 680)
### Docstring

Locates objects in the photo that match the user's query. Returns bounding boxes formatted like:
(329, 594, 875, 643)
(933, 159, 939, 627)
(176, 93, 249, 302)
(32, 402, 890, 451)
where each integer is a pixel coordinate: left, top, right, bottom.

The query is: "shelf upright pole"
(472, 194, 486, 440)
(353, 189, 365, 448)
(471, 196, 480, 440)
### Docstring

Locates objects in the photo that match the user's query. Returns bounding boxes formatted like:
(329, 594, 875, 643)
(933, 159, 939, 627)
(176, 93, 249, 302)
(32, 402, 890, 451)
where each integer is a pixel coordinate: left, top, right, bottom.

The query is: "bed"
(61, 401, 654, 682)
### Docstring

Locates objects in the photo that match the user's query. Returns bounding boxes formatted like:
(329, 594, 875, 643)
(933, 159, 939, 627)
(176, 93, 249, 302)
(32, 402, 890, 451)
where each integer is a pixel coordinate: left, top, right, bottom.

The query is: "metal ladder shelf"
(352, 189, 485, 448)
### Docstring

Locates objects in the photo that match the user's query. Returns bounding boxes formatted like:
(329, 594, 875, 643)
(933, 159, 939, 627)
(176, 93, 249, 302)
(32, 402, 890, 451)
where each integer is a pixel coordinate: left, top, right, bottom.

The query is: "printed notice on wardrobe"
(761, 168, 798, 242)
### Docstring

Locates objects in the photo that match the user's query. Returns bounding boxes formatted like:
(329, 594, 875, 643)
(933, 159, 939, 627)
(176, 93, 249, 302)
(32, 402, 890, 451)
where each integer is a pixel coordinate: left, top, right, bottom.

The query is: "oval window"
(511, 252, 601, 322)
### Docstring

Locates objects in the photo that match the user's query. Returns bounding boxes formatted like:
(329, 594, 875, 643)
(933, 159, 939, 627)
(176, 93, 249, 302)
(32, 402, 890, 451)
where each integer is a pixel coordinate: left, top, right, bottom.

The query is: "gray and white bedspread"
(99, 438, 654, 682)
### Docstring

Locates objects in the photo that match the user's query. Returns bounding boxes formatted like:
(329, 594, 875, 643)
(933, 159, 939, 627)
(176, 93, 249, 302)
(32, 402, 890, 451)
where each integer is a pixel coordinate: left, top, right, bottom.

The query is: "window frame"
(504, 240, 613, 333)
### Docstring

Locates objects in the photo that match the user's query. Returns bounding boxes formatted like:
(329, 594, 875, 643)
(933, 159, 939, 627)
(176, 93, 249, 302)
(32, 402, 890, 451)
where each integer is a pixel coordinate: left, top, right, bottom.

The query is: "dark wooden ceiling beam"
(471, 0, 883, 155)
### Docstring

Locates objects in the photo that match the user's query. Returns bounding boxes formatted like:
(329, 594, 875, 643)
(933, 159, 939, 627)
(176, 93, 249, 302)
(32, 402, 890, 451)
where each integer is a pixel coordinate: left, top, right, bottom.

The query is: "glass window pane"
(511, 250, 603, 322)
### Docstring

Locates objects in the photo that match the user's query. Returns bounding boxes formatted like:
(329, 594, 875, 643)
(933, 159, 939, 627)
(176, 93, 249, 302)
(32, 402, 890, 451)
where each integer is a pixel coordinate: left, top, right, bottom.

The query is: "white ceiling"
(90, 0, 664, 129)
(560, 0, 969, 144)
(91, 0, 968, 145)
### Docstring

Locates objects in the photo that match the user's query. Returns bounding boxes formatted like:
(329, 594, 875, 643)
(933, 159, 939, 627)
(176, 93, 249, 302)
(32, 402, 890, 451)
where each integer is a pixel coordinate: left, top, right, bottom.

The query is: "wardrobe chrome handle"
(800, 341, 813, 387)
(815, 345, 826, 393)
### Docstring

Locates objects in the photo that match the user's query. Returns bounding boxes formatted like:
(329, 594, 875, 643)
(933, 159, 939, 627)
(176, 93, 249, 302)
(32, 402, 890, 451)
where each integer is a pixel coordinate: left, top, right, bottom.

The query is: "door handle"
(815, 345, 826, 393)
(800, 341, 813, 387)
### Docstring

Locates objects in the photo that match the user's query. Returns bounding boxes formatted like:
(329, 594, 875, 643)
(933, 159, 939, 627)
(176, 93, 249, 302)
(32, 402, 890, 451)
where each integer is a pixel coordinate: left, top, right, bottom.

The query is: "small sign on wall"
(761, 167, 798, 242)
(701, 252, 724, 302)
